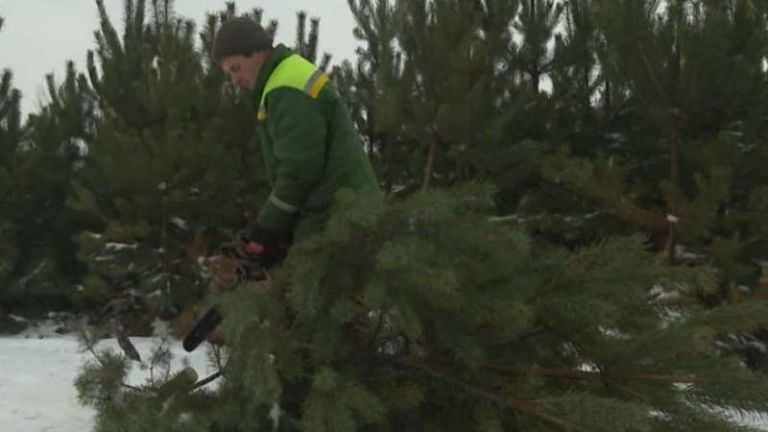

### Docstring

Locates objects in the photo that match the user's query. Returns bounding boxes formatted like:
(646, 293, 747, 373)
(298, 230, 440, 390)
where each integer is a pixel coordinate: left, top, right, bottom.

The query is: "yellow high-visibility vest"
(256, 54, 330, 121)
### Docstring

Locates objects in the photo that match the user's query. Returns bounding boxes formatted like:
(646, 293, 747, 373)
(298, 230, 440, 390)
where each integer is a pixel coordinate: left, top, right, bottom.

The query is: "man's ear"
(255, 49, 269, 62)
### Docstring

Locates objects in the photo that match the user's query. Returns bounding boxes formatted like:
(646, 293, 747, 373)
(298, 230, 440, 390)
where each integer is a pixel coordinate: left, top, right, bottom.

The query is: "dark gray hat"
(212, 17, 273, 63)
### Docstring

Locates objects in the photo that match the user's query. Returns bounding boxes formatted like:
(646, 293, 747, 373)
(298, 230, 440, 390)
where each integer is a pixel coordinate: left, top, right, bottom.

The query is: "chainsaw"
(182, 242, 268, 352)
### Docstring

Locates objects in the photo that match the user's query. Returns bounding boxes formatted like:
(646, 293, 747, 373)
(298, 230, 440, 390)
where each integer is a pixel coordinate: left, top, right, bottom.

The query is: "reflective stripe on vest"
(256, 54, 330, 121)
(269, 193, 299, 213)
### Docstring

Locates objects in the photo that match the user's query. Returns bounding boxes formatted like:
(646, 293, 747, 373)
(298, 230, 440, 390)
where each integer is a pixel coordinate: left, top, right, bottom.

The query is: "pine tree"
(549, 0, 602, 134)
(395, 0, 516, 190)
(537, 0, 768, 369)
(515, 0, 564, 93)
(0, 17, 82, 311)
(334, 0, 409, 193)
(69, 0, 262, 320)
(294, 11, 332, 71)
(541, 0, 768, 288)
(0, 61, 99, 311)
(338, 0, 534, 193)
(77, 184, 768, 431)
(0, 16, 21, 304)
(71, 0, 768, 429)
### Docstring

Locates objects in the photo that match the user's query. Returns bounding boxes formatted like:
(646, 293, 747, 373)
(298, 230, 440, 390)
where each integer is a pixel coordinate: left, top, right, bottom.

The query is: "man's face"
(220, 51, 267, 90)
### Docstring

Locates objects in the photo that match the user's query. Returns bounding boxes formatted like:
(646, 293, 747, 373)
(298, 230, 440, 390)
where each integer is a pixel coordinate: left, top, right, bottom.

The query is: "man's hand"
(239, 223, 286, 268)
(205, 254, 242, 289)
(206, 327, 227, 346)
(244, 241, 264, 255)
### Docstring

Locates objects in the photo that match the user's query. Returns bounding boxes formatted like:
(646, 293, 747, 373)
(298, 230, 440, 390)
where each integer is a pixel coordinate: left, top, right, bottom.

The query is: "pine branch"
(124, 0, 135, 43)
(636, 41, 672, 108)
(0, 69, 11, 99)
(421, 129, 439, 190)
(81, 332, 143, 392)
(308, 18, 320, 63)
(296, 11, 307, 57)
(45, 74, 60, 108)
(484, 363, 700, 384)
(192, 370, 223, 390)
(135, 0, 146, 38)
(320, 53, 332, 72)
(367, 310, 386, 348)
(390, 358, 582, 431)
(95, 0, 124, 60)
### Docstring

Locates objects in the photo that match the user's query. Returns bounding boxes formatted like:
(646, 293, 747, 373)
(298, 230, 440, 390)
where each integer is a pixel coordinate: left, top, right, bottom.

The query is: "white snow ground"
(1, 324, 768, 432)
(0, 323, 213, 432)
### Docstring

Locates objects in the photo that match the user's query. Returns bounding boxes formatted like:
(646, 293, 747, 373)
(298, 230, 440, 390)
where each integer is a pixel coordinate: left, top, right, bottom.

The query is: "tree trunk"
(422, 130, 439, 191)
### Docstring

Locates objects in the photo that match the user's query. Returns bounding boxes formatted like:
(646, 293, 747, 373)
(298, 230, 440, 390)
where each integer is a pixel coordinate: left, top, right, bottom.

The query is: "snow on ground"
(724, 409, 768, 431)
(1, 327, 768, 431)
(0, 331, 213, 432)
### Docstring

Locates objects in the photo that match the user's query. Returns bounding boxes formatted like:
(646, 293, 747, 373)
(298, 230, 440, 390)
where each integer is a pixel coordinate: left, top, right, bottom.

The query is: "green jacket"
(251, 44, 379, 240)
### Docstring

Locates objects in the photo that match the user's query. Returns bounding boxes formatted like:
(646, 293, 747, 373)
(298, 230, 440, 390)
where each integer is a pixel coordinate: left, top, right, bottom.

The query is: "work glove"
(237, 223, 287, 269)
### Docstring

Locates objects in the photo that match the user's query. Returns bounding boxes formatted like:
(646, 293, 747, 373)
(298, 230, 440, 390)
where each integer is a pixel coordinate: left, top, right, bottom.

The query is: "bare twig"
(367, 310, 386, 349)
(422, 129, 439, 191)
(192, 371, 224, 390)
(637, 42, 671, 107)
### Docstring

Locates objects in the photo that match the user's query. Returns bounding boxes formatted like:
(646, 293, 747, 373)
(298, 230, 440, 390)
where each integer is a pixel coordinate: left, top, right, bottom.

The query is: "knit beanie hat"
(212, 17, 273, 63)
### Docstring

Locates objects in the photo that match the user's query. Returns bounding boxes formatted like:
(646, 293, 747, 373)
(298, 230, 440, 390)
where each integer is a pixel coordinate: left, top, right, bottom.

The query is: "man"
(212, 17, 379, 264)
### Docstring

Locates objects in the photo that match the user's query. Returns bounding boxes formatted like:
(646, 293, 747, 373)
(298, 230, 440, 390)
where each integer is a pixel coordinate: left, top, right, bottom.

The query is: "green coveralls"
(251, 44, 380, 241)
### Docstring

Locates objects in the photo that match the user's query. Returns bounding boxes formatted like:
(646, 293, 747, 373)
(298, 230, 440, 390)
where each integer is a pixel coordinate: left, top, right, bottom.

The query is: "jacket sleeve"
(257, 88, 327, 237)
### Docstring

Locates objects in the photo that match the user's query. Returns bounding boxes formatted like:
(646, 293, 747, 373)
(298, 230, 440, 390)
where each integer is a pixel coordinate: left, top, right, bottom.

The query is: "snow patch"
(170, 216, 189, 231)
(0, 336, 213, 432)
(105, 242, 138, 251)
